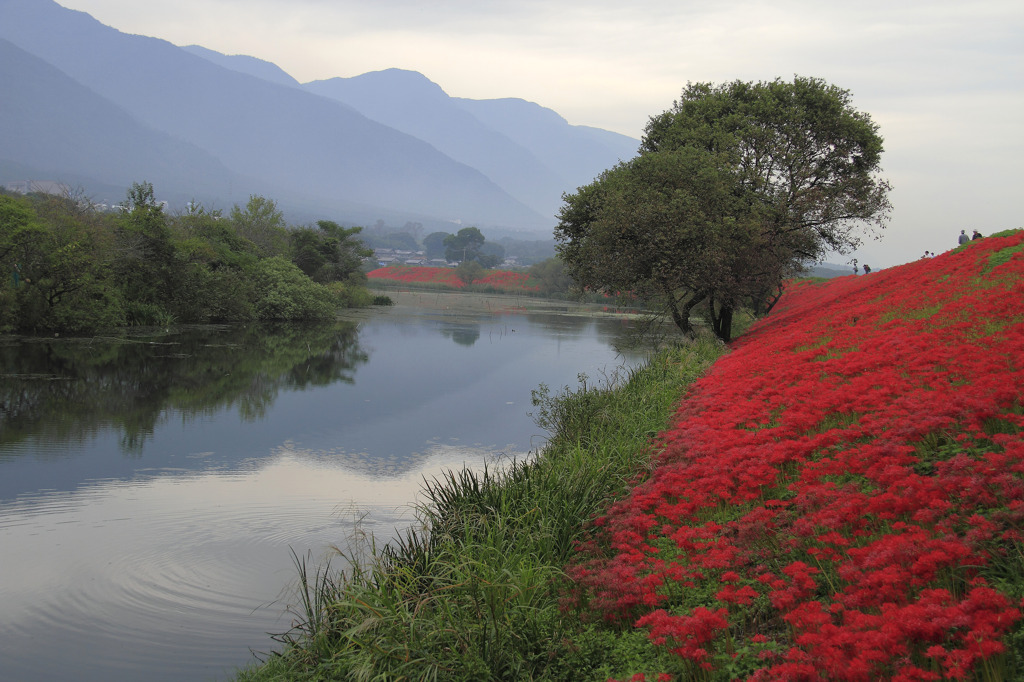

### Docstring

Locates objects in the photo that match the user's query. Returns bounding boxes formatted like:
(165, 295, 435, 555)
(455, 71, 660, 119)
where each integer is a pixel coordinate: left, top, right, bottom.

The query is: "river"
(0, 292, 651, 682)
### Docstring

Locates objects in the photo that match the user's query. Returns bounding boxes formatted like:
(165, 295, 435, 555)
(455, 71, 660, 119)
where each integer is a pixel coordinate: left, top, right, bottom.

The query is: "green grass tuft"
(233, 337, 728, 681)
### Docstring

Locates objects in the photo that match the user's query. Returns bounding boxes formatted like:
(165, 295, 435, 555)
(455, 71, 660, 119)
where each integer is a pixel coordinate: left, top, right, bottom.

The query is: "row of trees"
(362, 227, 554, 267)
(0, 182, 374, 333)
(556, 76, 892, 341)
(422, 226, 507, 267)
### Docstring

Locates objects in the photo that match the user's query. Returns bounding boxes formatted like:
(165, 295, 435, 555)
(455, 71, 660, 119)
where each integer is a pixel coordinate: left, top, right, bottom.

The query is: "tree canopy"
(527, 257, 574, 296)
(0, 184, 375, 333)
(555, 76, 892, 341)
(423, 232, 449, 260)
(229, 194, 288, 257)
(291, 220, 373, 285)
(444, 227, 501, 267)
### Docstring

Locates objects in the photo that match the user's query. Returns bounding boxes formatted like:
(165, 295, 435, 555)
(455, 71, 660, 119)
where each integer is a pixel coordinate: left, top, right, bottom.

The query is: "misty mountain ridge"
(180, 44, 302, 90)
(0, 0, 638, 235)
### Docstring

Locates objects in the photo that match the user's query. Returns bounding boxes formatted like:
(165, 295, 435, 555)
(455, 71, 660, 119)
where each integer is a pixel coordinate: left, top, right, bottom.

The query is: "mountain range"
(0, 0, 638, 235)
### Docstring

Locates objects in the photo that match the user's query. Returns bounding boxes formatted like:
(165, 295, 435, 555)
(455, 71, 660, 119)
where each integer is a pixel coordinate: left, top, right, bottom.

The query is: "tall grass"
(234, 336, 727, 681)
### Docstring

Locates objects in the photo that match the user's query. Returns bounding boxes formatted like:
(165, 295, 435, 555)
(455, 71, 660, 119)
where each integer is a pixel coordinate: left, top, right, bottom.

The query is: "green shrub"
(49, 278, 126, 331)
(124, 300, 174, 327)
(252, 257, 337, 321)
(327, 278, 374, 309)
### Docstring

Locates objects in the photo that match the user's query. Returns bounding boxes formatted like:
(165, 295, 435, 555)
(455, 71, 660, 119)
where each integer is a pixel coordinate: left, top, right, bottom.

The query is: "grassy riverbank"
(236, 230, 1023, 681)
(234, 338, 729, 681)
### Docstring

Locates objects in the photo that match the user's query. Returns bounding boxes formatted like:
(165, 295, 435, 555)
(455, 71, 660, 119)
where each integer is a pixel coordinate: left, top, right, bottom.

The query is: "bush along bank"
(567, 231, 1024, 680)
(234, 338, 729, 681)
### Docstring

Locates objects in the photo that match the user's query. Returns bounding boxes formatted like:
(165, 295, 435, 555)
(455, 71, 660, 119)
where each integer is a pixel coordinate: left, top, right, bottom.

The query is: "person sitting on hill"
(958, 229, 970, 245)
(972, 230, 983, 240)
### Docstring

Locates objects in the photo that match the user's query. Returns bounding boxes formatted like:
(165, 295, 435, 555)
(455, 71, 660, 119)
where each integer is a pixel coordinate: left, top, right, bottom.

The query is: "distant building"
(3, 180, 70, 196)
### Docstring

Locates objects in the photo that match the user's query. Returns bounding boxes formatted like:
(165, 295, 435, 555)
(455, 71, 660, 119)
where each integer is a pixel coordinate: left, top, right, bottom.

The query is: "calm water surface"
(0, 293, 649, 682)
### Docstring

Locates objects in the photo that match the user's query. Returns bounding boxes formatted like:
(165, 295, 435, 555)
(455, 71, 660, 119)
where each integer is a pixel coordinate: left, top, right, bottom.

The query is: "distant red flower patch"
(366, 266, 465, 287)
(475, 270, 541, 291)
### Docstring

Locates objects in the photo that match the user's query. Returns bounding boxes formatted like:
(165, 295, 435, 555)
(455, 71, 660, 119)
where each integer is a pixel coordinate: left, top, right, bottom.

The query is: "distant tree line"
(347, 219, 580, 298)
(359, 222, 556, 268)
(0, 182, 374, 333)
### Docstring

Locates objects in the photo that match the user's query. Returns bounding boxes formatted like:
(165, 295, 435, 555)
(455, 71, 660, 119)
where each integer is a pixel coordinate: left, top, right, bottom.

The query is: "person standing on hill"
(958, 229, 970, 245)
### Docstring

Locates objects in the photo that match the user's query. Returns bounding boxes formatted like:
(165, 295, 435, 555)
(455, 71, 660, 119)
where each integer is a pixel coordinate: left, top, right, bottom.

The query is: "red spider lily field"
(567, 231, 1024, 681)
(366, 265, 540, 292)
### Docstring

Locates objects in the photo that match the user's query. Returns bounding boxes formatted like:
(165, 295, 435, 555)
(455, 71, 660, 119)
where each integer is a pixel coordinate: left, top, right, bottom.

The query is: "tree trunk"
(709, 298, 734, 342)
(717, 305, 733, 342)
(751, 283, 784, 316)
(665, 288, 706, 336)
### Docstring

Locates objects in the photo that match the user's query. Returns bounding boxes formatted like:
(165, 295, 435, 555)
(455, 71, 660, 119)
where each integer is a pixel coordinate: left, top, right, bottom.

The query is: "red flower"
(565, 232, 1024, 678)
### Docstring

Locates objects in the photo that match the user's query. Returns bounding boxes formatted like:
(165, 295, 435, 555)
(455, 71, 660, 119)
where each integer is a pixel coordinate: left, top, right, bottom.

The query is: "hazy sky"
(56, 0, 1023, 268)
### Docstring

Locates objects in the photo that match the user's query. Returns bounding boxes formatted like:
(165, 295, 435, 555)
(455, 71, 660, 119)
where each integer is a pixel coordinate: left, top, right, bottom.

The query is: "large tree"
(423, 231, 450, 260)
(116, 181, 177, 309)
(556, 76, 892, 341)
(229, 195, 289, 257)
(290, 220, 373, 284)
(444, 226, 499, 267)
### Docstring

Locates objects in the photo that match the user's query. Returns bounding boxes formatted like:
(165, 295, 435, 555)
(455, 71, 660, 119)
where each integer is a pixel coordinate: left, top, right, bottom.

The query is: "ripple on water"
(0, 449, 496, 682)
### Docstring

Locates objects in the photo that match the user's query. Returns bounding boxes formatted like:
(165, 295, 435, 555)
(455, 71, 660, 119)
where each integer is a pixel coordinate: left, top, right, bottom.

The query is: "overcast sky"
(57, 0, 1023, 268)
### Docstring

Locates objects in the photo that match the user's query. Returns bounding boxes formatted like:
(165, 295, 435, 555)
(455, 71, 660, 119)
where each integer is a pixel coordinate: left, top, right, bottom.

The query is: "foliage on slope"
(567, 231, 1024, 680)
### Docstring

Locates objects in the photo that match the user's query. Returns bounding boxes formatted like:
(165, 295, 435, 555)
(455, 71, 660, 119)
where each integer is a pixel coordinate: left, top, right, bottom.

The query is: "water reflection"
(438, 322, 481, 346)
(0, 322, 367, 455)
(0, 296, 651, 681)
(0, 445, 500, 682)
